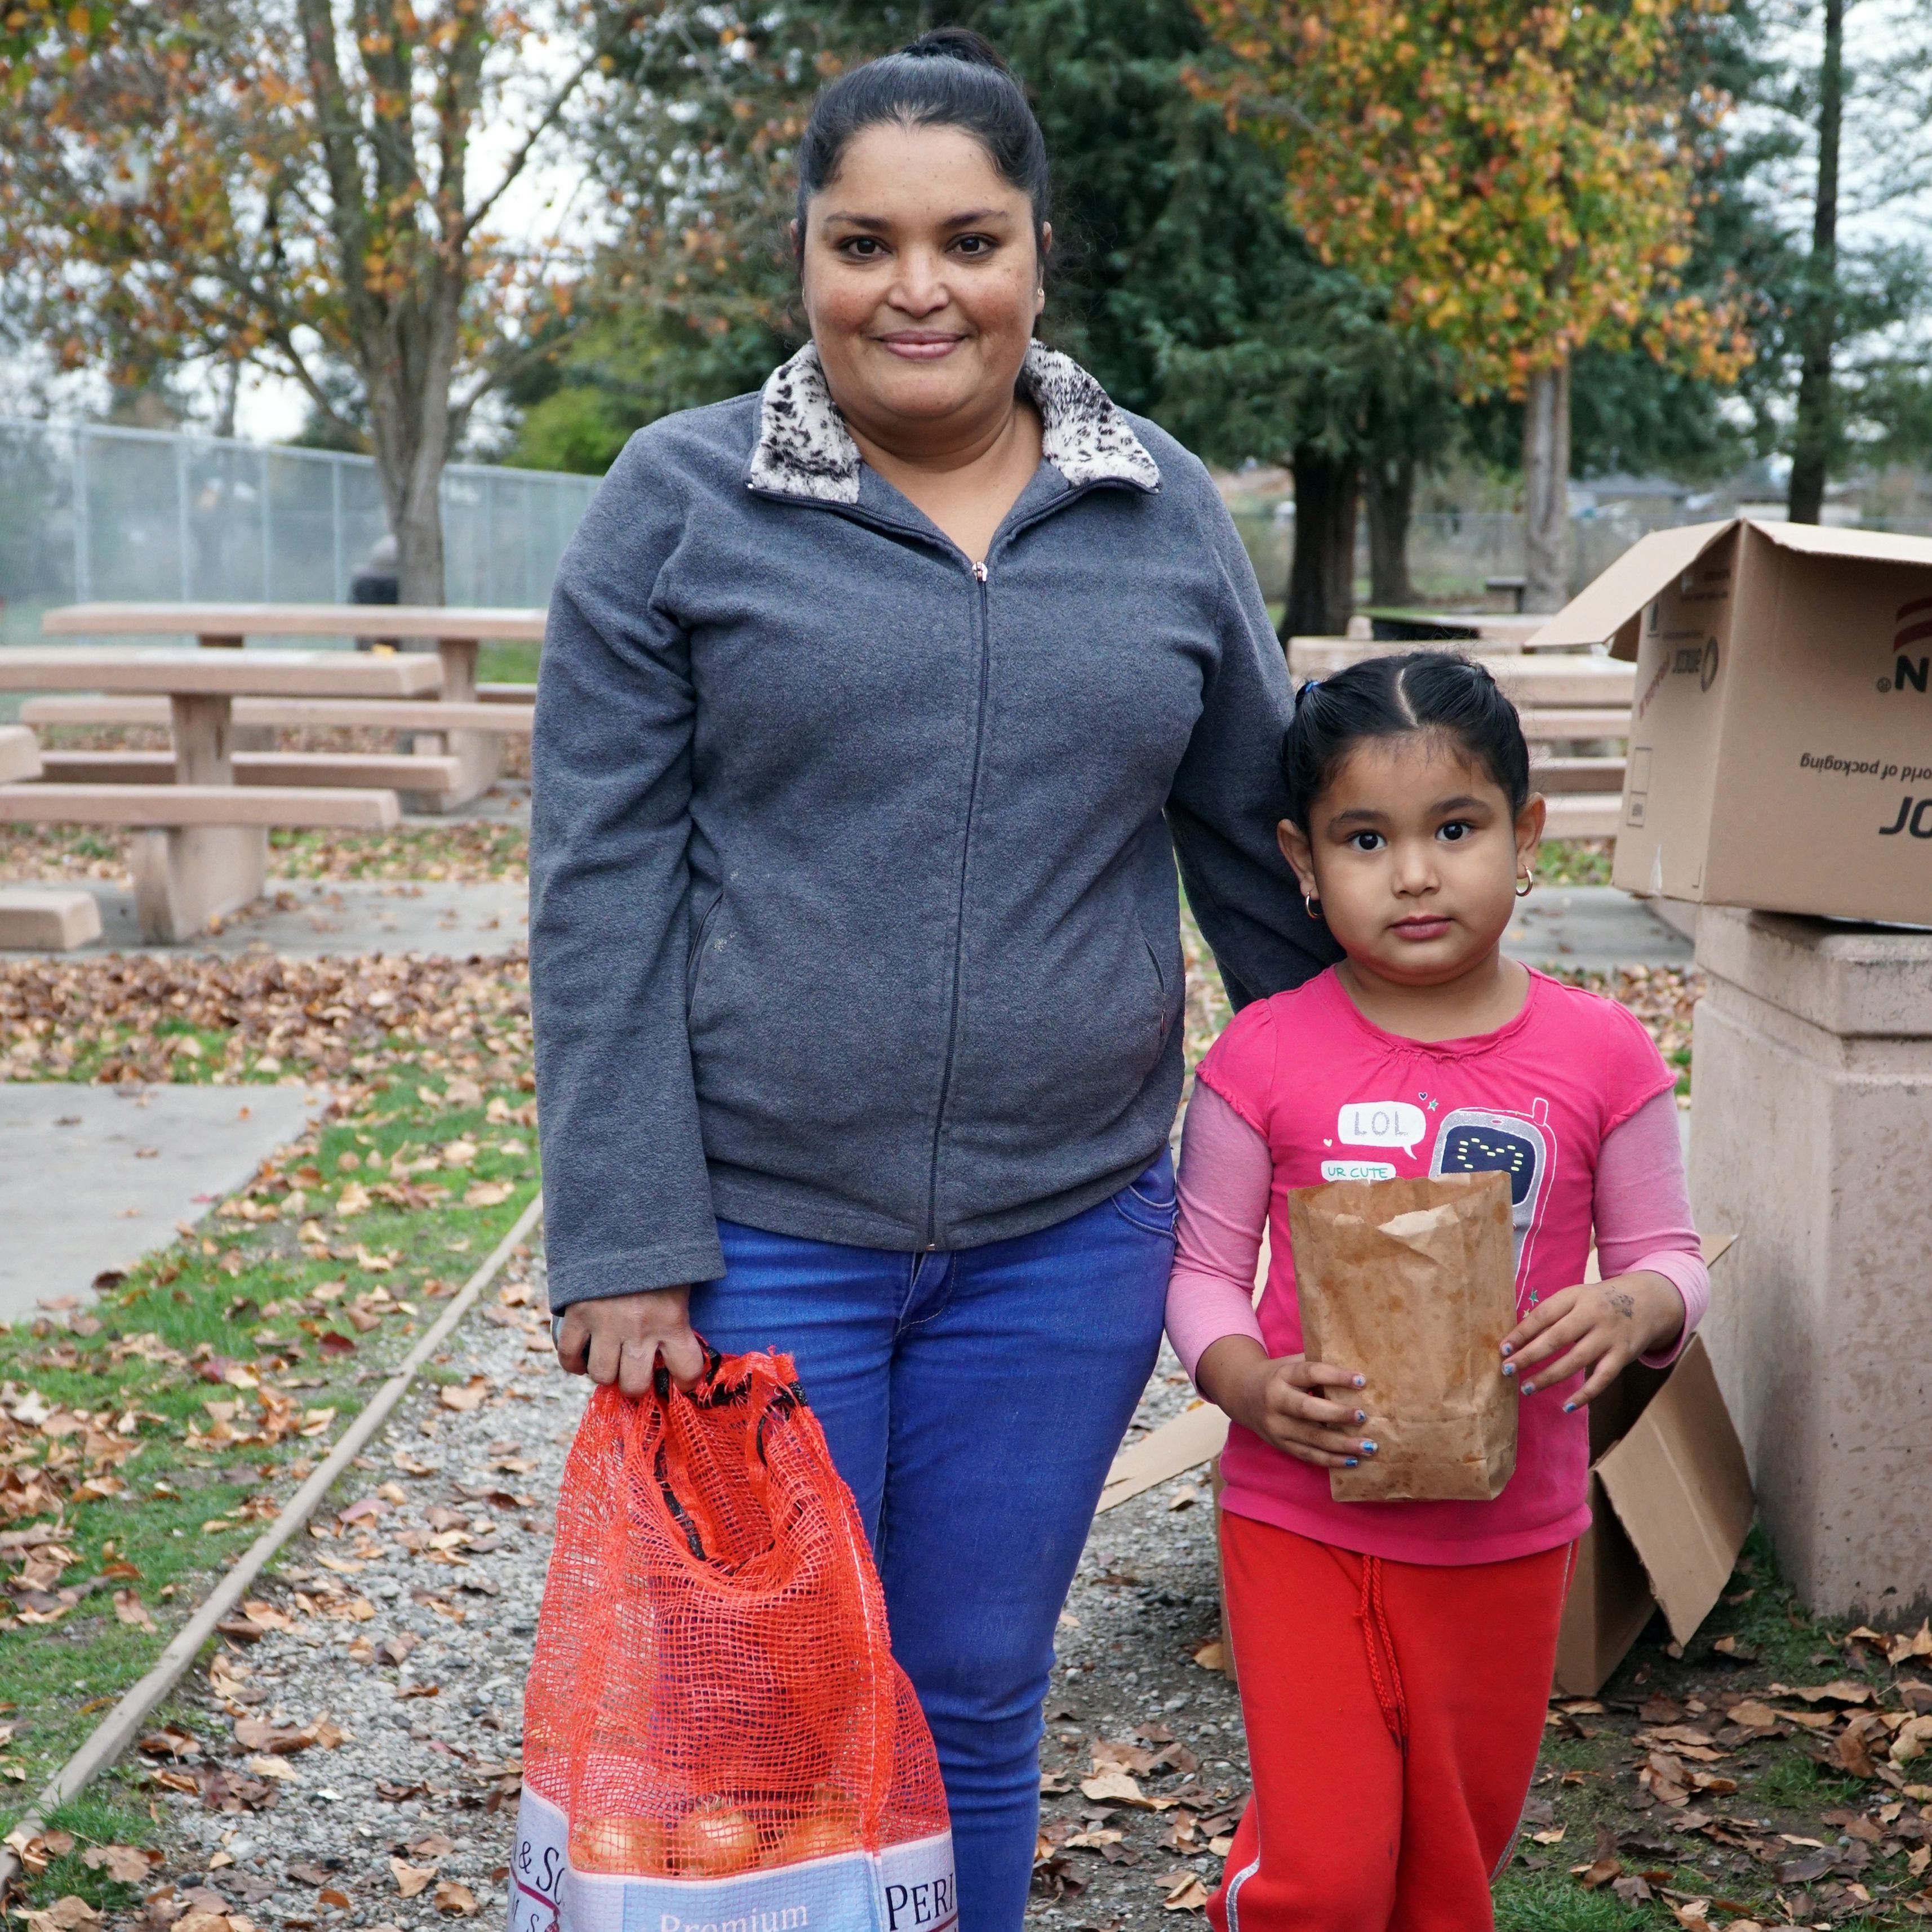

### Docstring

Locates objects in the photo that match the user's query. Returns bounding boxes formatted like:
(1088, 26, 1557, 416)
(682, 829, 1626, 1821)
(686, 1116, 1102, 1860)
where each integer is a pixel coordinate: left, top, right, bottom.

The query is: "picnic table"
(37, 603, 543, 809)
(0, 647, 441, 941)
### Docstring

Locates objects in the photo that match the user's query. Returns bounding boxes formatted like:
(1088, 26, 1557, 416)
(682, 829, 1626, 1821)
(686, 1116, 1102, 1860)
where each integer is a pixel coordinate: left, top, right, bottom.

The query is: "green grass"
(1494, 1871, 1653, 1932)
(0, 953, 541, 1830)
(1537, 839, 1615, 887)
(478, 639, 540, 685)
(1490, 1527, 1932, 1929)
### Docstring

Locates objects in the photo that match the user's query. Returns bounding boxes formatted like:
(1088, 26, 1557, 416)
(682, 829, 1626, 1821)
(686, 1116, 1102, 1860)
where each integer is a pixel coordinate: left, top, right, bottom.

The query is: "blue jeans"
(687, 1157, 1175, 1932)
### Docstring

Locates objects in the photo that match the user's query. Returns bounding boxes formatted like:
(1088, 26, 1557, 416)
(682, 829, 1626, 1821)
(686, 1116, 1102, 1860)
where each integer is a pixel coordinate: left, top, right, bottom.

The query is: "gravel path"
(123, 1245, 585, 1931)
(112, 1265, 1239, 1932)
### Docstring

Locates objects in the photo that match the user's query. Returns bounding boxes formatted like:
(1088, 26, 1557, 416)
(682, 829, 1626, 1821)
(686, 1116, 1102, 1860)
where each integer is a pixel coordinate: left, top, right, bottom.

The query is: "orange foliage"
(1192, 0, 1751, 394)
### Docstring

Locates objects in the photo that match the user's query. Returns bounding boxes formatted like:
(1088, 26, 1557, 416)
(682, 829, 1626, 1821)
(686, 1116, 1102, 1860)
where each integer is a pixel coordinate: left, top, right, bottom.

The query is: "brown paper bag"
(1286, 1170, 1518, 1503)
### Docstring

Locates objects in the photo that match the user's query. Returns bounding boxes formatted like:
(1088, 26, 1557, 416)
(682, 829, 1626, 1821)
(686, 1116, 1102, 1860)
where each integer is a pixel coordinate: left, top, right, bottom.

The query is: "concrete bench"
(0, 649, 427, 941)
(0, 886, 103, 951)
(42, 602, 543, 809)
(0, 783, 400, 944)
(20, 694, 533, 735)
(37, 750, 464, 794)
(0, 727, 43, 784)
(1287, 640, 1635, 842)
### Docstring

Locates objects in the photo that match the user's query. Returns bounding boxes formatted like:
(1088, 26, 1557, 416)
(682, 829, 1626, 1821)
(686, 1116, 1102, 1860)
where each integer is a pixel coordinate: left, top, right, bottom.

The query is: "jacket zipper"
(923, 555, 992, 1247)
(746, 478, 1140, 1249)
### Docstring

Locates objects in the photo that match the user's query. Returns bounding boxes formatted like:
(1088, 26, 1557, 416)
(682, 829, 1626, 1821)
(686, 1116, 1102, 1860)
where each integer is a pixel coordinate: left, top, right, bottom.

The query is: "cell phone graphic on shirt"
(1427, 1102, 1552, 1283)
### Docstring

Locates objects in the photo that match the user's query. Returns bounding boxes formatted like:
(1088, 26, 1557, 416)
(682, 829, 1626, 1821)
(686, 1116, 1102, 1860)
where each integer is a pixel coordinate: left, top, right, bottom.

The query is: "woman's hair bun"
(793, 26, 1050, 251)
(900, 26, 1014, 71)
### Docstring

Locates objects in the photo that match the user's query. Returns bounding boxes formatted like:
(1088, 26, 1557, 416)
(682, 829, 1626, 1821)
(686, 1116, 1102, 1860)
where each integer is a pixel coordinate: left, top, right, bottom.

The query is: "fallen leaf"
(1082, 1770, 1147, 1805)
(1780, 1678, 1872, 1705)
(1530, 1827, 1566, 1845)
(113, 1588, 158, 1632)
(1191, 1641, 1227, 1673)
(391, 1861, 437, 1899)
(245, 1753, 299, 1781)
(463, 1181, 514, 1209)
(438, 1376, 489, 1413)
(432, 1881, 478, 1917)
(1161, 1876, 1209, 1913)
(1725, 1700, 1783, 1730)
(82, 1846, 161, 1883)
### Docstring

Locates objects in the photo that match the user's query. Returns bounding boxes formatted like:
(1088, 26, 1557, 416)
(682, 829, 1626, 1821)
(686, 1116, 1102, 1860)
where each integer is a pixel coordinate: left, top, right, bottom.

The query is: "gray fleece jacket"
(530, 341, 1340, 1307)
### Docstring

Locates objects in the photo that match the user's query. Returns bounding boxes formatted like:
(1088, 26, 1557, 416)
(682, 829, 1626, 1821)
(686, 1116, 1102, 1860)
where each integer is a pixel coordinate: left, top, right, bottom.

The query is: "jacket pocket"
(1112, 1153, 1179, 1238)
(686, 890, 727, 1020)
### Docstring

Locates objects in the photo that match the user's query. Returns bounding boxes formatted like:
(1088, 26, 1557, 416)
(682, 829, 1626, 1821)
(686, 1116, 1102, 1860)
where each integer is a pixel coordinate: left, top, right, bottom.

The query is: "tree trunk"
(1281, 443, 1360, 639)
(1788, 0, 1844, 526)
(1365, 454, 1417, 606)
(1521, 354, 1571, 613)
(362, 294, 460, 605)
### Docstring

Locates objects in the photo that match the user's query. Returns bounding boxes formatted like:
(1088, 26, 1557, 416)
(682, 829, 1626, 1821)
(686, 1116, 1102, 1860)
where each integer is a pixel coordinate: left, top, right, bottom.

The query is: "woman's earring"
(1515, 868, 1535, 899)
(1304, 893, 1323, 921)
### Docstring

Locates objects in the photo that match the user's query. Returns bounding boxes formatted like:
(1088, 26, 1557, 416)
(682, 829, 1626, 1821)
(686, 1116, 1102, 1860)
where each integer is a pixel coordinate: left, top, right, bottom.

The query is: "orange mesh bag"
(512, 1348, 954, 1932)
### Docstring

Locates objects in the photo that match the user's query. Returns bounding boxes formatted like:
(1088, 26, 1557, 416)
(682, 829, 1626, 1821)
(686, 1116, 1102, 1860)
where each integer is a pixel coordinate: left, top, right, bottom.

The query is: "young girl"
(1168, 652, 1709, 1932)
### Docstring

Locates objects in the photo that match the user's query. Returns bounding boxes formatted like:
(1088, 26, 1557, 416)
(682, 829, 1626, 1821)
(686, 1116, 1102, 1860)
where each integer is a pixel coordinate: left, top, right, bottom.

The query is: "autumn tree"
(1197, 0, 1748, 610)
(0, 1, 627, 601)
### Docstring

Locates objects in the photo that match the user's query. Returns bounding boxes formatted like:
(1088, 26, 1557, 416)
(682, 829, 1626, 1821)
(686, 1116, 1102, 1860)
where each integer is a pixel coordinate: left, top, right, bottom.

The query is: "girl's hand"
(1194, 1335, 1374, 1469)
(1500, 1273, 1685, 1411)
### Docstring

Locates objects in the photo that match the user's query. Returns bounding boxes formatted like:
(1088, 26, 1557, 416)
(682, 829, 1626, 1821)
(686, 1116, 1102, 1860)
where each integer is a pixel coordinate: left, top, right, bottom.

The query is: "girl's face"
(796, 121, 1047, 445)
(1279, 731, 1545, 992)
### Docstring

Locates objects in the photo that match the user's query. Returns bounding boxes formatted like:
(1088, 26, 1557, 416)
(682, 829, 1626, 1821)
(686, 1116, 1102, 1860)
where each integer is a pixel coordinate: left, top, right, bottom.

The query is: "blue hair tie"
(1297, 677, 1323, 708)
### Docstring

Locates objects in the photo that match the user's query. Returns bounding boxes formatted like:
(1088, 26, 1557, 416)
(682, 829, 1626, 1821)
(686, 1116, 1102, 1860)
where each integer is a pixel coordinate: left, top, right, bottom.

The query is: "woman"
(530, 30, 1339, 1931)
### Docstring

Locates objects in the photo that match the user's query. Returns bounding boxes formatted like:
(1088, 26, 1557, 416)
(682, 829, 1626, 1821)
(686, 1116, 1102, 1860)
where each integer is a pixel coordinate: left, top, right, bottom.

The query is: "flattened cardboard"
(1096, 1401, 1229, 1513)
(1597, 1339, 1755, 1645)
(1553, 1236, 1749, 1696)
(1528, 518, 1932, 925)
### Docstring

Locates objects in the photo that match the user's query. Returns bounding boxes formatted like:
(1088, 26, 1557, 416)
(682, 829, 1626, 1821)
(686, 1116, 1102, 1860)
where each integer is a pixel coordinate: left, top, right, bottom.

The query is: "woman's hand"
(554, 1286, 706, 1393)
(1194, 1335, 1374, 1469)
(1501, 1273, 1685, 1411)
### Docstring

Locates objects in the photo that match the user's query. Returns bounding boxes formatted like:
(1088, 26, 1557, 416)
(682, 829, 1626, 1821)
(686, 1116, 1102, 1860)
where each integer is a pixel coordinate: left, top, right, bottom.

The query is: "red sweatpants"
(1207, 1512, 1573, 1932)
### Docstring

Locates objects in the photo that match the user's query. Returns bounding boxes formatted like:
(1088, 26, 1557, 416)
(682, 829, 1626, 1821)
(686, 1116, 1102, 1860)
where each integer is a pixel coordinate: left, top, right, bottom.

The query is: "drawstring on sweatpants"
(1356, 1555, 1410, 1751)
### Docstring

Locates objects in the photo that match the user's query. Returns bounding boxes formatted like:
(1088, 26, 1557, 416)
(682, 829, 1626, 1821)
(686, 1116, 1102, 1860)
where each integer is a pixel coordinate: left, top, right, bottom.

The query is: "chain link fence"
(0, 419, 600, 646)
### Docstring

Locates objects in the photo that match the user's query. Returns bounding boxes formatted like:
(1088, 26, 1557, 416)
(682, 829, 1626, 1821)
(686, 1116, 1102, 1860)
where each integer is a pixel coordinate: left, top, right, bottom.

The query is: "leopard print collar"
(748, 340, 1161, 505)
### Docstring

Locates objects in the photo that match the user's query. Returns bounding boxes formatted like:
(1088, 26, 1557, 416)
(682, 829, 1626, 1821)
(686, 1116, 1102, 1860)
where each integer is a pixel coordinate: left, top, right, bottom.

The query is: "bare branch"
(460, 37, 607, 243)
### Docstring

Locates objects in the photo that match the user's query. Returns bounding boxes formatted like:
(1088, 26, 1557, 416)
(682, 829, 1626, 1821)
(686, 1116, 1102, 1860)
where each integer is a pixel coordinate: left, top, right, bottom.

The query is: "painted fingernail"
(1352, 1375, 1366, 1388)
(1562, 1401, 1576, 1413)
(1500, 1342, 1513, 1358)
(1521, 1382, 1536, 1396)
(1361, 1440, 1378, 1454)
(1344, 1458, 1359, 1468)
(1354, 1409, 1366, 1423)
(1502, 1362, 1516, 1378)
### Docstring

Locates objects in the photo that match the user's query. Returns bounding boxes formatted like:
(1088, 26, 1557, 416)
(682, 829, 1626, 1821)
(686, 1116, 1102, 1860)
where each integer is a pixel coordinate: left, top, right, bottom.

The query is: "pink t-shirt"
(1192, 967, 1680, 1566)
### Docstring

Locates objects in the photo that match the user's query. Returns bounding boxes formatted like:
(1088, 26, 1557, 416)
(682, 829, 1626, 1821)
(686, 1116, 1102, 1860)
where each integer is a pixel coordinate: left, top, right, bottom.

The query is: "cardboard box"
(1529, 518, 1932, 925)
(1553, 1234, 1753, 1694)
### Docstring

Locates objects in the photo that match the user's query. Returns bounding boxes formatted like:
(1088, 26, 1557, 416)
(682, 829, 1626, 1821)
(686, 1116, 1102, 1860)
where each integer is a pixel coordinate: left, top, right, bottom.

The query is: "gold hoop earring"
(1304, 894, 1323, 921)
(1515, 868, 1535, 899)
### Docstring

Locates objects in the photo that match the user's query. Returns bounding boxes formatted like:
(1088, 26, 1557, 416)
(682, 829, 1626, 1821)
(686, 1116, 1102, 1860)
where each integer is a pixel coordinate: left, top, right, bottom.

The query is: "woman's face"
(797, 120, 1047, 443)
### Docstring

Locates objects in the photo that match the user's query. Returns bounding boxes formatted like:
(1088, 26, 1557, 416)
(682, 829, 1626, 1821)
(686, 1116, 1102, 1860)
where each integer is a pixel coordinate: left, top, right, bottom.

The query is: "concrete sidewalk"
(6, 878, 1694, 972)
(1503, 884, 1695, 973)
(0, 1081, 323, 1320)
(17, 875, 530, 961)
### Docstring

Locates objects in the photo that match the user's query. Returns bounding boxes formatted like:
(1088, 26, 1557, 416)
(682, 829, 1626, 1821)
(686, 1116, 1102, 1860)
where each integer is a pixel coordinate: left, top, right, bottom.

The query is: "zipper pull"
(972, 560, 988, 583)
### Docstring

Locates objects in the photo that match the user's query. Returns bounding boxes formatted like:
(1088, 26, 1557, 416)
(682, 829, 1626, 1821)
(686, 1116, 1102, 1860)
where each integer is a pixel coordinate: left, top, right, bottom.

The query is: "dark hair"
(1282, 652, 1532, 828)
(794, 29, 1051, 256)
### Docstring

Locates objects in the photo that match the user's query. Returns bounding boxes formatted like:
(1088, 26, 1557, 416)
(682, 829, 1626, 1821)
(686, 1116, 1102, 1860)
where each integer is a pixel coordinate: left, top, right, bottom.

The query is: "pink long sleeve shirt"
(1167, 967, 1709, 1566)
